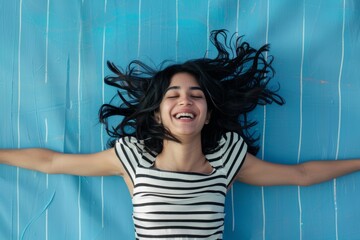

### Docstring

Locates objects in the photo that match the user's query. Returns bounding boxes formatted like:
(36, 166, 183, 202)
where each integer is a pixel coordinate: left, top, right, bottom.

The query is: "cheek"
(202, 102, 209, 114)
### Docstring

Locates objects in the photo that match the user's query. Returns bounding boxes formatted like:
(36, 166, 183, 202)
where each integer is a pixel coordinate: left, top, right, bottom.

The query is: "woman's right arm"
(0, 148, 125, 177)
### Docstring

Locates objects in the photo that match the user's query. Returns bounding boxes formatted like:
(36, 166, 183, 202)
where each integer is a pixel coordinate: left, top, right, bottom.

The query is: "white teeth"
(175, 113, 194, 119)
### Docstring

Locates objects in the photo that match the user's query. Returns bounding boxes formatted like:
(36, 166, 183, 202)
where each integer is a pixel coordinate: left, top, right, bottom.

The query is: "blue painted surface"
(1, 0, 360, 239)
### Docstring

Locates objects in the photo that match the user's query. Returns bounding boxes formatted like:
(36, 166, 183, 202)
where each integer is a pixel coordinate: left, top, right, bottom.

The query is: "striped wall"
(1, 0, 360, 239)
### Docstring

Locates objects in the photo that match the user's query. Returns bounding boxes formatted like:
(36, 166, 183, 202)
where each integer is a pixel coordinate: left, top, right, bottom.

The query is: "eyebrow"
(165, 86, 203, 92)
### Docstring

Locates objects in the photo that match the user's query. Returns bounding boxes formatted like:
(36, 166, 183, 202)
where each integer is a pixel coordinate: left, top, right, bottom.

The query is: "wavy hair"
(99, 30, 284, 155)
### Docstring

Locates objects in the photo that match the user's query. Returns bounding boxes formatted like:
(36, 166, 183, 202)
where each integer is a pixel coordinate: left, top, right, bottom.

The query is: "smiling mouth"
(175, 113, 195, 119)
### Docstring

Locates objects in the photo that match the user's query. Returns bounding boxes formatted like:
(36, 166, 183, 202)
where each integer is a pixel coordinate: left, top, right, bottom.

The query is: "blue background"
(1, 0, 360, 239)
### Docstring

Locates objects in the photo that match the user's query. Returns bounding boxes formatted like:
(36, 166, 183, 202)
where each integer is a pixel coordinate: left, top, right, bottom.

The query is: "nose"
(179, 95, 193, 106)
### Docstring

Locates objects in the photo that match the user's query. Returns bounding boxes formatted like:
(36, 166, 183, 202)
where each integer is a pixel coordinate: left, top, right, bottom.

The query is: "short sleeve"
(114, 136, 156, 184)
(206, 132, 248, 187)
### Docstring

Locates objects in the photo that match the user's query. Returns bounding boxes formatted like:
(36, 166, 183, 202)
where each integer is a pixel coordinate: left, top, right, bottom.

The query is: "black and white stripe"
(115, 132, 247, 239)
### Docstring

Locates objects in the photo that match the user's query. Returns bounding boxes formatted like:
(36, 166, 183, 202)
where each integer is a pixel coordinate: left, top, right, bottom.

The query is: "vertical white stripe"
(334, 1, 345, 239)
(261, 186, 266, 239)
(298, 4, 305, 165)
(206, 0, 210, 57)
(236, 0, 240, 35)
(100, 0, 107, 229)
(77, 11, 83, 240)
(231, 1, 240, 230)
(335, 0, 345, 161)
(297, 2, 306, 240)
(77, 29, 82, 153)
(262, 0, 270, 157)
(334, 0, 346, 161)
(17, 0, 23, 239)
(175, 0, 179, 61)
(137, 0, 142, 57)
(17, 1, 23, 147)
(261, 1, 270, 239)
(44, 0, 50, 84)
(265, 0, 270, 47)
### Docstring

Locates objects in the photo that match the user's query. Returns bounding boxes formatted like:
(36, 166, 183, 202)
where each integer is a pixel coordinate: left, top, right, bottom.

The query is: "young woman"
(1, 30, 360, 239)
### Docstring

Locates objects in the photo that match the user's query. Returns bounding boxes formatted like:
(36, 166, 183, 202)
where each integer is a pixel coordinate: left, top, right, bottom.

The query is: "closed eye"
(166, 95, 179, 99)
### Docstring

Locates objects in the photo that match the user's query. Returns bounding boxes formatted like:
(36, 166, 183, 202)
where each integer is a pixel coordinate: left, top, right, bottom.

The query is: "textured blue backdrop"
(1, 0, 360, 239)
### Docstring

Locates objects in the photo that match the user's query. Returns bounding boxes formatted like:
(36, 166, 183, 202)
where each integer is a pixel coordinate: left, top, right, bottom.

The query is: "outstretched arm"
(236, 153, 360, 186)
(0, 148, 124, 177)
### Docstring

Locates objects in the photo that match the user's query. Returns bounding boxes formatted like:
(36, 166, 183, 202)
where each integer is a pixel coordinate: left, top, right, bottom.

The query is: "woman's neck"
(155, 137, 211, 173)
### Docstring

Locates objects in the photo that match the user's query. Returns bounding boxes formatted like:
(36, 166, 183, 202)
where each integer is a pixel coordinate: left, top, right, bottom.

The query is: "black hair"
(99, 29, 284, 155)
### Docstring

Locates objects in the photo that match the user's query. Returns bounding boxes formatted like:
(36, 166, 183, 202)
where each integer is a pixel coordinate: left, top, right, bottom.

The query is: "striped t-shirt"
(115, 132, 247, 240)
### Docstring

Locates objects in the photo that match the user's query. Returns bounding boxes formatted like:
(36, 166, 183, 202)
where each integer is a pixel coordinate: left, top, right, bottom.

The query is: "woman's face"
(155, 72, 211, 139)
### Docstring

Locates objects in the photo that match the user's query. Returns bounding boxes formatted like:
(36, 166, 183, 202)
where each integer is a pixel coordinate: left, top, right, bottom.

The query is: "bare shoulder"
(84, 147, 125, 176)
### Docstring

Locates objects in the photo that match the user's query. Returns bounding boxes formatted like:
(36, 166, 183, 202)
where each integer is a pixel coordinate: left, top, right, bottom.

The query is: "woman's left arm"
(236, 153, 360, 186)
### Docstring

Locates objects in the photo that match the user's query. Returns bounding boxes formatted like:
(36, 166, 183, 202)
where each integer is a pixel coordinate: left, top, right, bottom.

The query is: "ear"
(205, 111, 212, 124)
(154, 111, 161, 124)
